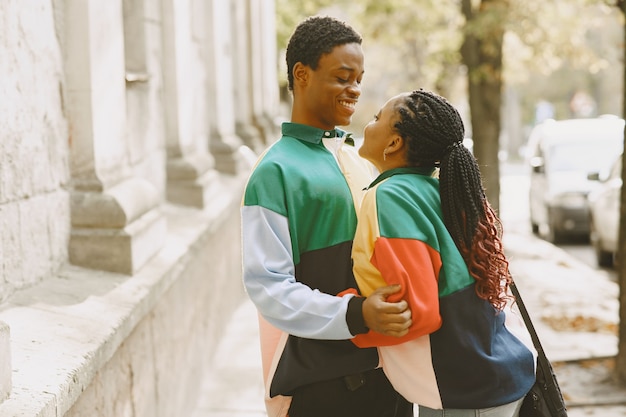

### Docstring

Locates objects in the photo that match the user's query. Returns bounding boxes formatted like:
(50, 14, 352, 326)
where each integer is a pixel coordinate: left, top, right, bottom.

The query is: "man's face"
(299, 43, 364, 130)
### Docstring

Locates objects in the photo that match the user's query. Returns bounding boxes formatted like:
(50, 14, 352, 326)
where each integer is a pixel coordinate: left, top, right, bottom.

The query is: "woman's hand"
(362, 285, 412, 337)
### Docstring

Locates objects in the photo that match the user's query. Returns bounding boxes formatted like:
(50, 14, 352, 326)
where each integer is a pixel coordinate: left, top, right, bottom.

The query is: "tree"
(352, 0, 463, 99)
(457, 0, 610, 212)
(460, 0, 508, 213)
(614, 0, 626, 384)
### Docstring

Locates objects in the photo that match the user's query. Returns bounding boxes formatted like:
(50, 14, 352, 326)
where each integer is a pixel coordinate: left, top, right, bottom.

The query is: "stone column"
(161, 0, 221, 208)
(64, 0, 166, 275)
(123, 0, 167, 198)
(248, 0, 281, 143)
(231, 0, 264, 152)
(205, 0, 245, 174)
(0, 321, 9, 405)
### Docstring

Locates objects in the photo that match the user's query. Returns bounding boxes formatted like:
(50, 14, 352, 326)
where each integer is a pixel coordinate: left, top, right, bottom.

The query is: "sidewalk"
(191, 228, 626, 416)
(504, 233, 626, 416)
(190, 298, 266, 417)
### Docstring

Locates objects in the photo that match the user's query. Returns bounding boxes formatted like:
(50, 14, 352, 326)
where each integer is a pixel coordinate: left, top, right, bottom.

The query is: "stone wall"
(0, 0, 70, 303)
(0, 0, 278, 415)
(66, 206, 247, 417)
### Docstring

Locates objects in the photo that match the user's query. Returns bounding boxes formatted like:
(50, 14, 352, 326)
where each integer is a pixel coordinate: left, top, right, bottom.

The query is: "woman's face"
(359, 94, 406, 170)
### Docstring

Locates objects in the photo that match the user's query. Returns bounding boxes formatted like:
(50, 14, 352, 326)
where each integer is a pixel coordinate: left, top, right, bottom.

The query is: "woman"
(351, 90, 536, 416)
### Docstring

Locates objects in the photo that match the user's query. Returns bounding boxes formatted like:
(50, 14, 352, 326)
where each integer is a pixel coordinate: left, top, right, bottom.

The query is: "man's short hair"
(285, 16, 362, 91)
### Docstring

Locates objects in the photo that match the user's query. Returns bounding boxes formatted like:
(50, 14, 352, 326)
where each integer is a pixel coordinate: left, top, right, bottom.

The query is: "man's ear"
(293, 62, 309, 87)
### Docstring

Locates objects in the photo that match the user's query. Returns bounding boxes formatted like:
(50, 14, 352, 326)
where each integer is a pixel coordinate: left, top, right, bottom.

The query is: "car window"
(546, 141, 622, 173)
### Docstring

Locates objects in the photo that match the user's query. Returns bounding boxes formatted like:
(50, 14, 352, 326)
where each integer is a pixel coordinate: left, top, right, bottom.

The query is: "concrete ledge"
(0, 172, 248, 417)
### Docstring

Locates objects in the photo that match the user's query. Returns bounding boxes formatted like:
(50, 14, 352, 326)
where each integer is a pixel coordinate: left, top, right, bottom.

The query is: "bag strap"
(509, 279, 545, 355)
(510, 277, 569, 415)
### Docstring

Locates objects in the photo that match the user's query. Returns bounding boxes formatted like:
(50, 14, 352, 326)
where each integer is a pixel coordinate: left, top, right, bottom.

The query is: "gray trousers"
(418, 397, 524, 417)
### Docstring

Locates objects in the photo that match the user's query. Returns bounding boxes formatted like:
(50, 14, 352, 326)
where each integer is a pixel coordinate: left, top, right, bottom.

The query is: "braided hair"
(394, 90, 511, 310)
(286, 16, 362, 91)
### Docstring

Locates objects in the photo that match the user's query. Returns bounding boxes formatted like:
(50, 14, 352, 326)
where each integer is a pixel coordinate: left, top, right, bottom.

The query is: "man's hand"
(362, 284, 412, 337)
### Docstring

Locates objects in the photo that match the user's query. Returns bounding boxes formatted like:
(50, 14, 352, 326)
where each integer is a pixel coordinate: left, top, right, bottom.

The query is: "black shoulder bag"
(510, 281, 568, 417)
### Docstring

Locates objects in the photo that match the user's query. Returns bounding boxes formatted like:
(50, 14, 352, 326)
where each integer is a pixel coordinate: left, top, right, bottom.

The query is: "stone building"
(0, 0, 279, 415)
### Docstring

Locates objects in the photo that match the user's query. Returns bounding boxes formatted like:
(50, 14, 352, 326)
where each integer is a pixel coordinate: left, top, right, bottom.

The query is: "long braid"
(394, 90, 511, 310)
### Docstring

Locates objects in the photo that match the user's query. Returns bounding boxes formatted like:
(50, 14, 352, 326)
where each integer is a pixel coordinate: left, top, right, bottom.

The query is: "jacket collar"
(368, 166, 436, 189)
(282, 122, 348, 144)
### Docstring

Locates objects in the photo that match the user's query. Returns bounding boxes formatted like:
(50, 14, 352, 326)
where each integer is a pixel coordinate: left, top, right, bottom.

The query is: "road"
(500, 161, 618, 282)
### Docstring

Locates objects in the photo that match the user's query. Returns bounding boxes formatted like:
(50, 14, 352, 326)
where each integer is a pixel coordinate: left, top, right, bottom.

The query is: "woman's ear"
(387, 135, 405, 154)
(293, 62, 309, 87)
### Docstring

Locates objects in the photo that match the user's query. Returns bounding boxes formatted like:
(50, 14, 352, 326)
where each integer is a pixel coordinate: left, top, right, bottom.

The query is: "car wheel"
(590, 221, 614, 267)
(530, 221, 539, 235)
(540, 211, 562, 244)
(529, 202, 539, 235)
(596, 247, 614, 268)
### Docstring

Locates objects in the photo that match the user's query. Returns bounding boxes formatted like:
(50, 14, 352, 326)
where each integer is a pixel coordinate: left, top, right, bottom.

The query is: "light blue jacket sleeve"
(241, 205, 354, 340)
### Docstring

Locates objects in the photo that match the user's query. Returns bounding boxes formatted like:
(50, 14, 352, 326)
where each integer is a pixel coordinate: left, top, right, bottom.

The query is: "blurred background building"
(0, 0, 279, 415)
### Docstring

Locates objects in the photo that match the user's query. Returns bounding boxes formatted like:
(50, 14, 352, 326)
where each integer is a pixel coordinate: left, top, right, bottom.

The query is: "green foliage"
(275, 0, 463, 96)
(275, 0, 349, 51)
(276, 0, 623, 128)
(354, 0, 464, 96)
(506, 1, 611, 79)
(276, 0, 620, 88)
(275, 0, 353, 89)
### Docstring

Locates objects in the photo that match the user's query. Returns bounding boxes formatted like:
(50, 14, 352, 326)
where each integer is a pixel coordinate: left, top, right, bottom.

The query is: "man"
(241, 16, 413, 417)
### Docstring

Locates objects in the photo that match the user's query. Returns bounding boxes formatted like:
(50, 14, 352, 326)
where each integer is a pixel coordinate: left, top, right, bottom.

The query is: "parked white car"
(527, 117, 624, 243)
(587, 153, 622, 267)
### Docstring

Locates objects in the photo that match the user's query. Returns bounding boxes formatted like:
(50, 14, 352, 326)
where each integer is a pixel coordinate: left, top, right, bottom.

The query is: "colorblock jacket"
(352, 167, 537, 410)
(241, 123, 375, 417)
